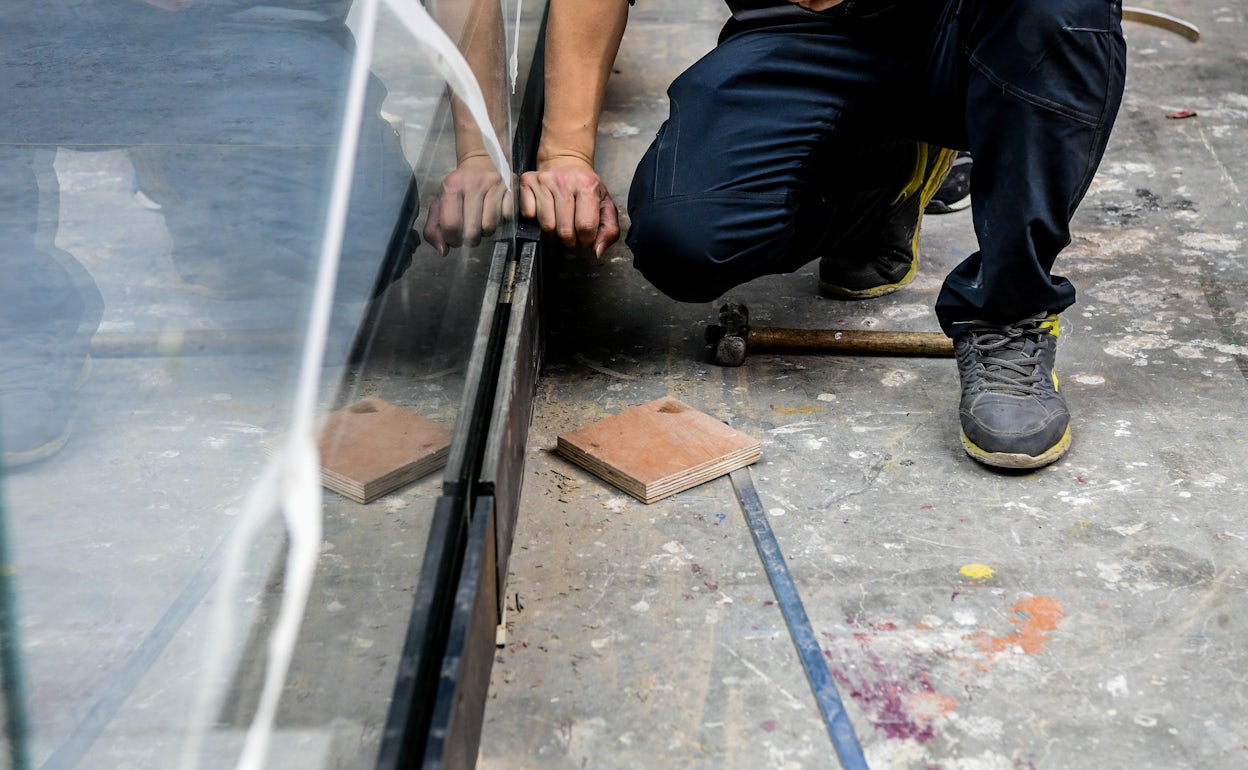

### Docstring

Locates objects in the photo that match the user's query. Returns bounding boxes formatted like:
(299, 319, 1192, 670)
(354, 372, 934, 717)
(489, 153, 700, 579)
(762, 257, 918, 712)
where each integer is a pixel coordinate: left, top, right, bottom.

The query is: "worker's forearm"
(538, 0, 629, 167)
(438, 0, 508, 163)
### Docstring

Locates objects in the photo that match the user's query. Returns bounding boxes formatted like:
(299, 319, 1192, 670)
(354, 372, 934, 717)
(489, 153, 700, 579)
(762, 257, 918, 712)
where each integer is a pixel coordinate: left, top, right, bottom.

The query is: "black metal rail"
(376, 3, 550, 766)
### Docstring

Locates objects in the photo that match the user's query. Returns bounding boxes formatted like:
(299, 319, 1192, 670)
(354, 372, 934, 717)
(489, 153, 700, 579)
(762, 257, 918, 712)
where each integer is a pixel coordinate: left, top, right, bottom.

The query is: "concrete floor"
(480, 2, 1248, 768)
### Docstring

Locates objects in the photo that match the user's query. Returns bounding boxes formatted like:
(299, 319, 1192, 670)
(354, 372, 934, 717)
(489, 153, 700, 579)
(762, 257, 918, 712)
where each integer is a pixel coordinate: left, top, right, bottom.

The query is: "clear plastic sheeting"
(0, 0, 539, 766)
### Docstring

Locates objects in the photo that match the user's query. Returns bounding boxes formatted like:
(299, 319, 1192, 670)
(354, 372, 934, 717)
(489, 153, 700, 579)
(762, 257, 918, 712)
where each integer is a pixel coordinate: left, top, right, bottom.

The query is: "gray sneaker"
(953, 313, 1071, 469)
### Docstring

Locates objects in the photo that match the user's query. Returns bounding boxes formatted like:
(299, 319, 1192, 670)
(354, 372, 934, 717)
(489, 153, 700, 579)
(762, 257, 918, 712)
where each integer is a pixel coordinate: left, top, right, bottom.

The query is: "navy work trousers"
(625, 0, 1127, 335)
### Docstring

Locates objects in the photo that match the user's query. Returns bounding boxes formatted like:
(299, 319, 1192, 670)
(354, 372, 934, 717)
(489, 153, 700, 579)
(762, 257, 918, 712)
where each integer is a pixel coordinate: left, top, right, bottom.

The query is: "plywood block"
(318, 397, 451, 503)
(556, 397, 761, 504)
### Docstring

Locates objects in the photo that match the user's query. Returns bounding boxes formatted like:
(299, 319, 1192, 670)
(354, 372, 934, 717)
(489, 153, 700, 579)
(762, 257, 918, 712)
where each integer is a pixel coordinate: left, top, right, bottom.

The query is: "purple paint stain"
(828, 638, 946, 743)
(832, 668, 936, 743)
(760, 720, 779, 733)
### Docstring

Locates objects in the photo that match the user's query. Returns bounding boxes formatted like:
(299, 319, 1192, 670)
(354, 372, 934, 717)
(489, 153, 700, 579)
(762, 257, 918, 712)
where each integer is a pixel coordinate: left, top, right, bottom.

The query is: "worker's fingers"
(520, 160, 614, 253)
(422, 197, 450, 256)
(479, 183, 512, 237)
(460, 184, 490, 247)
(521, 171, 559, 235)
(437, 190, 467, 250)
(593, 193, 621, 259)
(553, 189, 582, 247)
(426, 160, 516, 254)
(573, 188, 602, 250)
(518, 175, 539, 221)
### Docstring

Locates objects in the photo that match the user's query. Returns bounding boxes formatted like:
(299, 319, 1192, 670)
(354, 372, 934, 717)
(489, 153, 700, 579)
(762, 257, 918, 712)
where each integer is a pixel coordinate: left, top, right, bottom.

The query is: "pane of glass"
(0, 0, 537, 765)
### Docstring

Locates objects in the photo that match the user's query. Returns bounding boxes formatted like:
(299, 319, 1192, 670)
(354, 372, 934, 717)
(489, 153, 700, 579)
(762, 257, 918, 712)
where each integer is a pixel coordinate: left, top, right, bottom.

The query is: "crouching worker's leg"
(623, 14, 959, 306)
(936, 0, 1127, 469)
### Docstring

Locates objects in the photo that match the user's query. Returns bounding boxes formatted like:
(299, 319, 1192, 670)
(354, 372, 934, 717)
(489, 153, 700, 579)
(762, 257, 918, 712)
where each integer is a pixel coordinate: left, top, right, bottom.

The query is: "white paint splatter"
(1106, 675, 1130, 697)
(880, 304, 931, 321)
(882, 369, 918, 387)
(1097, 562, 1124, 587)
(1104, 335, 1172, 360)
(957, 715, 1005, 740)
(769, 421, 819, 435)
(1179, 232, 1242, 252)
(381, 497, 409, 512)
(1196, 473, 1229, 488)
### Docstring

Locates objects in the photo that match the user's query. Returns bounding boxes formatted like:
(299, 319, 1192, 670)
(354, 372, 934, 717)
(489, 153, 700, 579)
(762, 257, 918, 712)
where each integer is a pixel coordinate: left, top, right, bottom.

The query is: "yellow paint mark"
(769, 404, 823, 415)
(959, 563, 995, 580)
(971, 595, 1066, 657)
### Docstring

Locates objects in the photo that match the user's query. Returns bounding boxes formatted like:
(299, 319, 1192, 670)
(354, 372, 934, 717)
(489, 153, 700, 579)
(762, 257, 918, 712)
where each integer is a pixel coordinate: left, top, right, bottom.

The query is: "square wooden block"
(318, 397, 452, 503)
(556, 396, 761, 504)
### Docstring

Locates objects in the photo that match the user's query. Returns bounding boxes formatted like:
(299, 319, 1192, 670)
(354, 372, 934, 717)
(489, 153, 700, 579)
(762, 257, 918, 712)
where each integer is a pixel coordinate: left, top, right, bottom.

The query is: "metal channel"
(375, 241, 511, 769)
(479, 232, 542, 619)
(421, 495, 499, 769)
(378, 2, 550, 765)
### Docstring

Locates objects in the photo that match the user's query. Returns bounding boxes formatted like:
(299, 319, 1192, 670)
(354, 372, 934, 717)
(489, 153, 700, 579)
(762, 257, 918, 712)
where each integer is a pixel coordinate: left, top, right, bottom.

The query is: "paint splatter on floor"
(970, 596, 1066, 658)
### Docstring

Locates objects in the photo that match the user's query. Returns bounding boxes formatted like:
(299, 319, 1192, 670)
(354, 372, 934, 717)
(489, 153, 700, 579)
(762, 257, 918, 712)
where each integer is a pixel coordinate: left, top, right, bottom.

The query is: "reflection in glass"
(0, 0, 530, 765)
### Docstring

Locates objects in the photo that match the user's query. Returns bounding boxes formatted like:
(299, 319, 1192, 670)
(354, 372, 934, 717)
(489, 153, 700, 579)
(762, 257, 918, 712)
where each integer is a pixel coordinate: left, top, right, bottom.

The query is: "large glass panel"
(0, 0, 539, 766)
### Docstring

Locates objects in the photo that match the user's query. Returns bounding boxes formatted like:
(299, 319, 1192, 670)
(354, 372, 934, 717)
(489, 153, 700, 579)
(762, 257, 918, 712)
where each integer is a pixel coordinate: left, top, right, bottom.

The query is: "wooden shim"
(556, 397, 761, 504)
(319, 397, 452, 503)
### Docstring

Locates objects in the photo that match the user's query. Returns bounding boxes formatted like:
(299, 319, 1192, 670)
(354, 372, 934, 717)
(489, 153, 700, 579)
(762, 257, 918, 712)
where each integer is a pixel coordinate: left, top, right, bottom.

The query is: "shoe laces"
(963, 314, 1054, 397)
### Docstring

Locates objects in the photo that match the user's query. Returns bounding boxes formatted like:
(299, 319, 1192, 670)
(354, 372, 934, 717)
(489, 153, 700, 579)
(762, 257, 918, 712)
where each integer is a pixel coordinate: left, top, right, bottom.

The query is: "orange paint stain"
(971, 595, 1065, 657)
(903, 691, 959, 722)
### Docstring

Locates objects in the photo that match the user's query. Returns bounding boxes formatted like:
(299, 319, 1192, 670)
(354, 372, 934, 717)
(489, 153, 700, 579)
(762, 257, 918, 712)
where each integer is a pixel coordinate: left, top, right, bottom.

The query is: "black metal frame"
(375, 3, 549, 766)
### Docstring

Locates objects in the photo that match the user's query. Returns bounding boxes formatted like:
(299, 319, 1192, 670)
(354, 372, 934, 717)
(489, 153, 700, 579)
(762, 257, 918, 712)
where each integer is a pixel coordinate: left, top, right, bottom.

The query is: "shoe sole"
(3, 420, 73, 469)
(818, 255, 918, 299)
(960, 425, 1072, 470)
(924, 195, 971, 215)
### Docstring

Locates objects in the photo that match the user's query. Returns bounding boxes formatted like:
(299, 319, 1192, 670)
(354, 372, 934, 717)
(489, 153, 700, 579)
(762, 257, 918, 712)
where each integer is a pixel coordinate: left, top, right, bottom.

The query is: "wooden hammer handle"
(748, 327, 953, 357)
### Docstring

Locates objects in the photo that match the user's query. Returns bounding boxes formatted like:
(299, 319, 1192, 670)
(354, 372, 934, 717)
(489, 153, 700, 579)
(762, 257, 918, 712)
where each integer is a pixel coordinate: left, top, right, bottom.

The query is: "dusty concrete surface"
(480, 2, 1248, 768)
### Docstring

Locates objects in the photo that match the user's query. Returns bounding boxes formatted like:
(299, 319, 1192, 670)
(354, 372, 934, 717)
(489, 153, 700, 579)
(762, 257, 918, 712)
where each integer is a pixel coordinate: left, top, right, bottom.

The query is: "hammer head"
(706, 302, 750, 366)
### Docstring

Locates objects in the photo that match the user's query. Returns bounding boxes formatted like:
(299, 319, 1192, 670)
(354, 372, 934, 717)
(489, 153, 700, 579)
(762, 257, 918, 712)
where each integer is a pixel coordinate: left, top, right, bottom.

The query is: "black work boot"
(818, 143, 956, 299)
(954, 313, 1071, 470)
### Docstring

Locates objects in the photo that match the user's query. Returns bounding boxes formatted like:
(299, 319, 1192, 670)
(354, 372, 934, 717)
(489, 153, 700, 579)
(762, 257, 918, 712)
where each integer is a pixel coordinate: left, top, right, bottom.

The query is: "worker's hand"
(423, 155, 514, 256)
(788, 0, 846, 10)
(520, 156, 620, 259)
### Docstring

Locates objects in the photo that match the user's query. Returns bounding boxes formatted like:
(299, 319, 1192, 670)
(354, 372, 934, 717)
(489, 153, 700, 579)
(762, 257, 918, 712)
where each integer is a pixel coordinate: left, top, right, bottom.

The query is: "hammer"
(705, 302, 953, 367)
